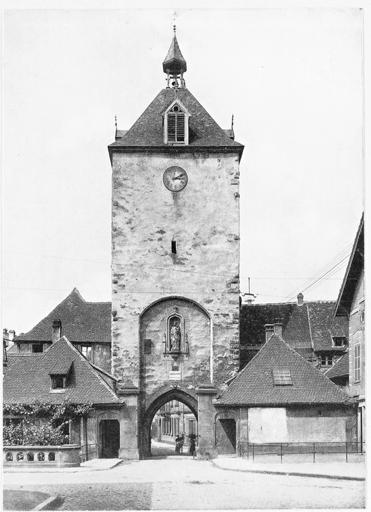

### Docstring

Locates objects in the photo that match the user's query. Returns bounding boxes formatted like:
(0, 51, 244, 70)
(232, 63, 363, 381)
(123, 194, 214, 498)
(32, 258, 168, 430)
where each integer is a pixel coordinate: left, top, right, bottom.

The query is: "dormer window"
(332, 336, 347, 348)
(51, 375, 66, 390)
(49, 361, 72, 392)
(164, 101, 190, 145)
(272, 368, 293, 386)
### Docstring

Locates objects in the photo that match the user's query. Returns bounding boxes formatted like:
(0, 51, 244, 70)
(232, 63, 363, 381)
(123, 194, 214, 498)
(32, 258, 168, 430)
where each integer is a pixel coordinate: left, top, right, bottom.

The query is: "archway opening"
(151, 399, 198, 457)
(141, 389, 198, 458)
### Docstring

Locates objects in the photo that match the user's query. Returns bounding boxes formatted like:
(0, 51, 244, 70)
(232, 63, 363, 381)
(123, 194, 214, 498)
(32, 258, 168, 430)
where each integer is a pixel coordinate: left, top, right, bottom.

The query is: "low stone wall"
(3, 444, 81, 467)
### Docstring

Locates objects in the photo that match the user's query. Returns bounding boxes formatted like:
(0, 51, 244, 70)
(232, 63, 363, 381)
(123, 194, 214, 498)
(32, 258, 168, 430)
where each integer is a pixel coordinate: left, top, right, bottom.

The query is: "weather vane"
(173, 11, 177, 33)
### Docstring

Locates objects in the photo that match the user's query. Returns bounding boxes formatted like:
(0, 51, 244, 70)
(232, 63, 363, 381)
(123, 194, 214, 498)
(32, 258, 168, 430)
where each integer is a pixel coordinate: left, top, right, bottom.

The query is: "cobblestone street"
(4, 457, 365, 510)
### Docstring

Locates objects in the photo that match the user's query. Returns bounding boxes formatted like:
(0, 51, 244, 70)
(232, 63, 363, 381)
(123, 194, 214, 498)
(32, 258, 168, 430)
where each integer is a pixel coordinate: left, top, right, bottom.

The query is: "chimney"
(297, 292, 304, 306)
(273, 320, 283, 338)
(52, 320, 62, 342)
(264, 324, 274, 343)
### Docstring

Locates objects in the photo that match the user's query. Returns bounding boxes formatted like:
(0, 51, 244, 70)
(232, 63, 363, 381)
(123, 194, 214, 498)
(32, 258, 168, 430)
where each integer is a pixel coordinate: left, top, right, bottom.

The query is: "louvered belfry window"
(167, 104, 185, 143)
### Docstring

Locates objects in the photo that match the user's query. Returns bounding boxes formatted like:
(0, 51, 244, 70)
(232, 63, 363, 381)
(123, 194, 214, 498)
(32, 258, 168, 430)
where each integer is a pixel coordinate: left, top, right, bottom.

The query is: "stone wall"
(111, 151, 240, 393)
(246, 406, 355, 443)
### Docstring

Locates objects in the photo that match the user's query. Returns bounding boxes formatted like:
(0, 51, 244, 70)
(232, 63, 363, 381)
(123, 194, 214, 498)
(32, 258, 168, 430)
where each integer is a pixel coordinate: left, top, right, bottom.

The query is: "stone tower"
(108, 28, 244, 458)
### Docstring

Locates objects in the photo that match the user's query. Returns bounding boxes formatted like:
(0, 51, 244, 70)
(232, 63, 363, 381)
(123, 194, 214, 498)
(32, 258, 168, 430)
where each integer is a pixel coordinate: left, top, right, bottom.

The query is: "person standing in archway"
(188, 433, 196, 458)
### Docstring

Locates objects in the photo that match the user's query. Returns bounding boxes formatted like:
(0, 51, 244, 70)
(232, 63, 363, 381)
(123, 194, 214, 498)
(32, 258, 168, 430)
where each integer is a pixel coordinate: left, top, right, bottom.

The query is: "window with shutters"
(164, 101, 189, 145)
(354, 344, 361, 382)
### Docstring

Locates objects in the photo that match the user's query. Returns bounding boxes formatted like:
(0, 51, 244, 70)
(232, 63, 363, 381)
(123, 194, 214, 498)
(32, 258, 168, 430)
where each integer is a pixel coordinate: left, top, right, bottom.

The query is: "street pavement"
(4, 456, 365, 510)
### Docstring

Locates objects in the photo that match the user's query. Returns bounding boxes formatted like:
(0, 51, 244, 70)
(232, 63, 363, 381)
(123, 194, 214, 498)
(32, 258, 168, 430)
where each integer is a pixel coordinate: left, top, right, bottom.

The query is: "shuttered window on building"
(167, 105, 185, 143)
(354, 344, 361, 382)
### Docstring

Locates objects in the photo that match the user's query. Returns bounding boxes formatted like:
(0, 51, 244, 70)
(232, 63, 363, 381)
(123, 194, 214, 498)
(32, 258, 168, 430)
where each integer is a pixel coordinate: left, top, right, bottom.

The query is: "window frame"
(50, 374, 67, 391)
(332, 336, 347, 348)
(272, 368, 293, 386)
(163, 100, 190, 145)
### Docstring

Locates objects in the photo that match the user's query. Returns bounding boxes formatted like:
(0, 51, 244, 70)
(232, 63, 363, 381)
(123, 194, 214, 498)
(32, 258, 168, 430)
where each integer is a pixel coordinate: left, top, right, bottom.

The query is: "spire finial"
(163, 15, 187, 89)
(114, 115, 117, 130)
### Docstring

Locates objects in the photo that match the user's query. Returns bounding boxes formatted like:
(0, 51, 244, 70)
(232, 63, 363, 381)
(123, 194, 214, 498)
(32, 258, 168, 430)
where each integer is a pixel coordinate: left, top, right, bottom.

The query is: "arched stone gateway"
(140, 388, 198, 458)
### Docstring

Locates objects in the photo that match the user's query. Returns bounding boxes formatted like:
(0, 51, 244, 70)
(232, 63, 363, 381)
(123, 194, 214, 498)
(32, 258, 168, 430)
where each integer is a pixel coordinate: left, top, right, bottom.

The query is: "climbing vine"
(3, 400, 92, 446)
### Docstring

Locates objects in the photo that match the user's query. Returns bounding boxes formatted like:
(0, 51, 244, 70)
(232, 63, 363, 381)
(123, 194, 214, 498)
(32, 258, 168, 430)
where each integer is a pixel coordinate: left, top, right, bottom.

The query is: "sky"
(2, 7, 364, 334)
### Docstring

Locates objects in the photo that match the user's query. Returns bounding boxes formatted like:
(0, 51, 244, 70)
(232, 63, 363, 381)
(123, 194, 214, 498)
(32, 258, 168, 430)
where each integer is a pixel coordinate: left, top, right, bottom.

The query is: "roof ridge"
(14, 288, 85, 341)
(89, 362, 118, 382)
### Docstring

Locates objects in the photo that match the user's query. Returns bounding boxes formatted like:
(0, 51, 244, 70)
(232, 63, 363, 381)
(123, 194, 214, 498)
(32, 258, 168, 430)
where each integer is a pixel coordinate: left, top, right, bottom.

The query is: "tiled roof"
(325, 352, 349, 380)
(307, 302, 348, 351)
(14, 288, 111, 344)
(335, 213, 364, 316)
(240, 300, 348, 358)
(217, 334, 350, 406)
(109, 88, 243, 151)
(4, 337, 121, 405)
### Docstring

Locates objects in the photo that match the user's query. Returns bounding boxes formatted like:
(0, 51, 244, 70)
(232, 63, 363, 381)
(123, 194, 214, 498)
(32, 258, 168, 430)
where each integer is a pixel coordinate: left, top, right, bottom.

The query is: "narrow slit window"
(171, 241, 177, 254)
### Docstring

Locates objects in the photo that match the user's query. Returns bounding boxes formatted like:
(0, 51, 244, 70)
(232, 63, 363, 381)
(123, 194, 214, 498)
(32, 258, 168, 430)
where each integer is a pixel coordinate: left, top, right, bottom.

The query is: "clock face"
(163, 166, 188, 192)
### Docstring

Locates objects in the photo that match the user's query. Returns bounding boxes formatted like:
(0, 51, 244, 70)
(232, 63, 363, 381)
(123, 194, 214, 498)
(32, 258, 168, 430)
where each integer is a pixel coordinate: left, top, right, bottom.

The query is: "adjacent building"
(240, 293, 349, 371)
(11, 288, 111, 373)
(4, 336, 122, 460)
(334, 214, 365, 445)
(215, 332, 355, 453)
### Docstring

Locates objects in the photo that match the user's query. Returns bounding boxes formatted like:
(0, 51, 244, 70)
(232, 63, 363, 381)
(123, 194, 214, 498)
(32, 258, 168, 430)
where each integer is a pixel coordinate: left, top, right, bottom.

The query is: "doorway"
(216, 418, 236, 454)
(100, 419, 120, 458)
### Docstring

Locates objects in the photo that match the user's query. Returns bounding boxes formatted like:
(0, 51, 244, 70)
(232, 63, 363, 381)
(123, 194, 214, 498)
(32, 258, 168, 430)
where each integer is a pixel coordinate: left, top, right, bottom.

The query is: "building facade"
(335, 214, 365, 445)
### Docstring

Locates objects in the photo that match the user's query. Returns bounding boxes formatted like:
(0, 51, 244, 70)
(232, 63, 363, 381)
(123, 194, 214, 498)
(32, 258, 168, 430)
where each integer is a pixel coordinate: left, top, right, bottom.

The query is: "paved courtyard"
(4, 457, 365, 510)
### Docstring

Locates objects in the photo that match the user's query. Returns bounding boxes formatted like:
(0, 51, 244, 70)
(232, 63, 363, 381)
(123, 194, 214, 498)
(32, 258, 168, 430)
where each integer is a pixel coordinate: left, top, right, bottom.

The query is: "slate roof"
(108, 88, 243, 153)
(14, 288, 111, 344)
(240, 300, 348, 364)
(335, 214, 364, 316)
(217, 334, 350, 406)
(325, 352, 349, 380)
(4, 337, 121, 405)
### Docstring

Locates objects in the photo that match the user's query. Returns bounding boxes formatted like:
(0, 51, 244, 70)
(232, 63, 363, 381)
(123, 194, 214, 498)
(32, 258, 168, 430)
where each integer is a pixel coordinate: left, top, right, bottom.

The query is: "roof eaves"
(335, 213, 364, 317)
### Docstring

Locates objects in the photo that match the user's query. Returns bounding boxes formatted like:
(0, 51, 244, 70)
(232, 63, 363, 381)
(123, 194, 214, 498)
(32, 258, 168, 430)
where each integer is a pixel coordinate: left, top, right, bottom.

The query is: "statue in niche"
(169, 316, 181, 353)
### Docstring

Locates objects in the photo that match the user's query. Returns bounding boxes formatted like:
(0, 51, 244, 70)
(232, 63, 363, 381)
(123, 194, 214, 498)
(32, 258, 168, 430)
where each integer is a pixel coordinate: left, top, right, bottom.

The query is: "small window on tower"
(164, 101, 189, 145)
(144, 339, 152, 355)
(171, 240, 177, 254)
